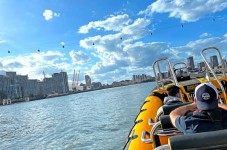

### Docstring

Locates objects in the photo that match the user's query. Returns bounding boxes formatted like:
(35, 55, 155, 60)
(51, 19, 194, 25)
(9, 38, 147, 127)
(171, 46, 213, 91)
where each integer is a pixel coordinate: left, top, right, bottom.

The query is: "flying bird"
(61, 42, 65, 48)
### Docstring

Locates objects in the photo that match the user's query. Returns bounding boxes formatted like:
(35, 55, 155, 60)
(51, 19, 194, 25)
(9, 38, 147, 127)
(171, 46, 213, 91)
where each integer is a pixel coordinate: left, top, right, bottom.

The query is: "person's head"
(194, 82, 219, 110)
(167, 85, 181, 97)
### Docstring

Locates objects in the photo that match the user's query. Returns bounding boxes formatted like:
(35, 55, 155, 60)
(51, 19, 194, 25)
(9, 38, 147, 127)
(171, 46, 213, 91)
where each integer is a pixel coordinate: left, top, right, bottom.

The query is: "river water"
(0, 82, 156, 150)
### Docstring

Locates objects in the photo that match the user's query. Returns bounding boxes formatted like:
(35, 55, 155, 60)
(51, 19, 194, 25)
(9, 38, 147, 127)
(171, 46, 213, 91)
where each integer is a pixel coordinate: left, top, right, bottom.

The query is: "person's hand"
(218, 103, 227, 110)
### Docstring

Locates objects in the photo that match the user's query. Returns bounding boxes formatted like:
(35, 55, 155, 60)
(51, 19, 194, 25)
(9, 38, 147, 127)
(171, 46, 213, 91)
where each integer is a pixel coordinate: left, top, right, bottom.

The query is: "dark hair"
(167, 85, 180, 96)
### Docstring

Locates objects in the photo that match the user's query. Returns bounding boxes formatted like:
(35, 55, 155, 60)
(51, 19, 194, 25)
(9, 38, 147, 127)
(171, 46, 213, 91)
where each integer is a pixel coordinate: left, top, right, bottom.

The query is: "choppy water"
(0, 82, 156, 150)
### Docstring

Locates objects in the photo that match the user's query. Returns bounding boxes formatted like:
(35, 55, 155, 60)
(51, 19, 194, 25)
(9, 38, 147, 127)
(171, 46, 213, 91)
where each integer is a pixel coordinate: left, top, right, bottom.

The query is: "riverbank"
(0, 81, 153, 106)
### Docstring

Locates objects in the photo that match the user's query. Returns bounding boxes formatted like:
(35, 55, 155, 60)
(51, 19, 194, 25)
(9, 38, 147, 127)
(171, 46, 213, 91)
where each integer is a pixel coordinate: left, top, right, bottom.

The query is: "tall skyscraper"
(210, 55, 219, 68)
(187, 56, 195, 70)
(85, 75, 91, 86)
(197, 62, 205, 71)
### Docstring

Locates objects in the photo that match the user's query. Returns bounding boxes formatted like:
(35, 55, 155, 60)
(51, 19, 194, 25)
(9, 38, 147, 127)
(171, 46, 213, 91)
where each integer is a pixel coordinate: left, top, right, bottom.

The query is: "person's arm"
(218, 103, 227, 110)
(170, 103, 197, 127)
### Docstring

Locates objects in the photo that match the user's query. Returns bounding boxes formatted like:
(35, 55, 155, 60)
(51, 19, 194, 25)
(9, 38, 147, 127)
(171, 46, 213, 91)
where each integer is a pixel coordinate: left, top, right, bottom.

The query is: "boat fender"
(134, 108, 147, 123)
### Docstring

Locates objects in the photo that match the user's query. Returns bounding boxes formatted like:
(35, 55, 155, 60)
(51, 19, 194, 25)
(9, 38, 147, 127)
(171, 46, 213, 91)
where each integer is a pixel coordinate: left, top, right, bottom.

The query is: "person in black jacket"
(156, 85, 183, 116)
(170, 82, 227, 134)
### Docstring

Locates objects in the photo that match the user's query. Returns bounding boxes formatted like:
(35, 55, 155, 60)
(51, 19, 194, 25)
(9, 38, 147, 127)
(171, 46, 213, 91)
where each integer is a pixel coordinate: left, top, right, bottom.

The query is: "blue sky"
(0, 0, 227, 86)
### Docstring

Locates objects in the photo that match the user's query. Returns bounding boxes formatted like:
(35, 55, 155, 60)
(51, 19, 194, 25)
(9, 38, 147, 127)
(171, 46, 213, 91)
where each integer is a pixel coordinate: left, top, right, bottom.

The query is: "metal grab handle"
(156, 129, 183, 136)
(151, 121, 162, 148)
(173, 62, 190, 77)
(141, 130, 152, 143)
(148, 118, 155, 126)
(201, 47, 227, 102)
(152, 57, 179, 89)
(155, 109, 164, 122)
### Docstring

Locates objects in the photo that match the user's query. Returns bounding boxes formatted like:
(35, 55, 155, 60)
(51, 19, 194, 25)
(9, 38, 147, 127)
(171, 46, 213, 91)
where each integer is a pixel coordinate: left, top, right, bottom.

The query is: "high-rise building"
(210, 55, 219, 68)
(223, 59, 227, 69)
(51, 72, 69, 94)
(0, 75, 10, 99)
(0, 71, 70, 100)
(197, 62, 205, 71)
(187, 56, 195, 70)
(85, 75, 91, 86)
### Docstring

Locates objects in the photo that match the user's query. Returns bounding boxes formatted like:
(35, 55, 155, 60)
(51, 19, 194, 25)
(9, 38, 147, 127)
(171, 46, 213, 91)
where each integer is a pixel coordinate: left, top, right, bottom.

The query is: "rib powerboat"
(123, 47, 227, 150)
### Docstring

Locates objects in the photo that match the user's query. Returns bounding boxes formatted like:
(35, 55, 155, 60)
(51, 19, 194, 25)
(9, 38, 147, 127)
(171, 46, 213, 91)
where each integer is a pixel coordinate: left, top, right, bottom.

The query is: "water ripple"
(0, 82, 155, 150)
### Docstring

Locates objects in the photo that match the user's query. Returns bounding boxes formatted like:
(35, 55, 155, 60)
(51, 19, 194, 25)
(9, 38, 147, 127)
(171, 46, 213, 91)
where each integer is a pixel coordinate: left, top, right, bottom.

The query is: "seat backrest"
(159, 115, 174, 130)
(162, 102, 192, 115)
(169, 129, 227, 150)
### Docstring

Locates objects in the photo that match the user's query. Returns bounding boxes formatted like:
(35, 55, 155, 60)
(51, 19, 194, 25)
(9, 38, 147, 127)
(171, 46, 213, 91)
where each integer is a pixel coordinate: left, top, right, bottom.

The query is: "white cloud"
(0, 40, 6, 44)
(200, 32, 210, 38)
(43, 10, 60, 21)
(88, 41, 169, 75)
(0, 51, 67, 80)
(69, 50, 89, 64)
(79, 17, 151, 53)
(123, 42, 169, 67)
(86, 33, 227, 80)
(91, 59, 128, 75)
(78, 14, 131, 33)
(1, 34, 227, 84)
(79, 15, 159, 77)
(139, 0, 227, 22)
(169, 36, 227, 63)
(122, 18, 151, 39)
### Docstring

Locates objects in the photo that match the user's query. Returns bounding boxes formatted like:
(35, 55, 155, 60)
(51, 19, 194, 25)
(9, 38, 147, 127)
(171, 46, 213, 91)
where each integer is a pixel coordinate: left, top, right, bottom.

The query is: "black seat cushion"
(169, 129, 227, 150)
(162, 102, 192, 115)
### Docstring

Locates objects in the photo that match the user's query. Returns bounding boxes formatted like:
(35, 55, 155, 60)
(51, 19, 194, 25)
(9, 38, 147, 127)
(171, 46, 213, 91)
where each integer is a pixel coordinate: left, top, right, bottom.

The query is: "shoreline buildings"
(0, 71, 69, 102)
(0, 70, 153, 105)
(187, 55, 227, 72)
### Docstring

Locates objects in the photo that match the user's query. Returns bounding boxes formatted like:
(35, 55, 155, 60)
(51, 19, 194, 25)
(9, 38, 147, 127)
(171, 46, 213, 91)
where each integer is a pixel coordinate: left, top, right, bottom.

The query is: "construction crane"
(77, 70, 80, 85)
(43, 71, 46, 81)
(72, 70, 82, 91)
(72, 69, 76, 87)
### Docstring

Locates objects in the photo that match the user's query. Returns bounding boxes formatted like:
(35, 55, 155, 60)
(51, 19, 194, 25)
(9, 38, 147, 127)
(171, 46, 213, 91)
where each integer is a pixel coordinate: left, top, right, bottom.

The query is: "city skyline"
(0, 70, 152, 90)
(0, 1, 227, 85)
(0, 70, 152, 104)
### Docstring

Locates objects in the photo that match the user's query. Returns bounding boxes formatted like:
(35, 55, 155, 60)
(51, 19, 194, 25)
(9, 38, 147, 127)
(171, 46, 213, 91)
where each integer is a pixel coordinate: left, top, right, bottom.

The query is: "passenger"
(163, 85, 182, 105)
(170, 82, 227, 134)
(156, 85, 182, 116)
